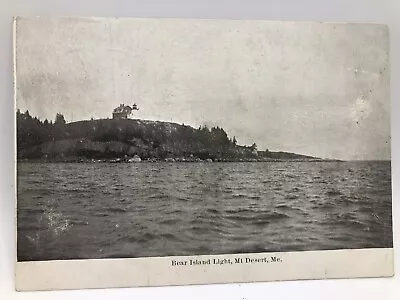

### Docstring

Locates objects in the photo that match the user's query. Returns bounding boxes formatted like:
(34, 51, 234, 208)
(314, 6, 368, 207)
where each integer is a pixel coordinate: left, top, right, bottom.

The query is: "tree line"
(16, 109, 67, 150)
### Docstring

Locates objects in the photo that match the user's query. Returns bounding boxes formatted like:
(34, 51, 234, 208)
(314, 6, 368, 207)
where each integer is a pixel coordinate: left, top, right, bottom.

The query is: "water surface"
(17, 161, 393, 261)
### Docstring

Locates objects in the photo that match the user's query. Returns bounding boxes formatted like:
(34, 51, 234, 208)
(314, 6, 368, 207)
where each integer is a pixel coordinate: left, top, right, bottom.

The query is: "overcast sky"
(15, 17, 390, 160)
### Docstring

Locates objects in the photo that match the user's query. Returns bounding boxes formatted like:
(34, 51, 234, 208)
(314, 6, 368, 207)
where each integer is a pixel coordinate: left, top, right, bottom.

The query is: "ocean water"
(17, 161, 393, 261)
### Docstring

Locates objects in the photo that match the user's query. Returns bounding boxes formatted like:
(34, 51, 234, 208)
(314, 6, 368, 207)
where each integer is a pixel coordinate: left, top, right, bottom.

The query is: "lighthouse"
(112, 103, 139, 119)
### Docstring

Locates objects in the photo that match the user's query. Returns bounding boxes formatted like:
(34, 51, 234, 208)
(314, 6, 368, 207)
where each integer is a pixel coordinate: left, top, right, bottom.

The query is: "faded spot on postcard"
(13, 17, 393, 291)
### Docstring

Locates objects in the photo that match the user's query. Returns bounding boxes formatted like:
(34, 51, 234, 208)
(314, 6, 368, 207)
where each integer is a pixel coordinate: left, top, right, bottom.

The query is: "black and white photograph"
(14, 17, 393, 288)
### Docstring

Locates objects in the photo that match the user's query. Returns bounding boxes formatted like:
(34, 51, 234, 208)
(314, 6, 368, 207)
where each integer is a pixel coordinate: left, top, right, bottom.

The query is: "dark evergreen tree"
(232, 136, 237, 146)
(55, 113, 66, 125)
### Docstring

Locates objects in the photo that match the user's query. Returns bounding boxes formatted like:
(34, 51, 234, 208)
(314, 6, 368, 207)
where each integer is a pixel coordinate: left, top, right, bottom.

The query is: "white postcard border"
(16, 248, 394, 291)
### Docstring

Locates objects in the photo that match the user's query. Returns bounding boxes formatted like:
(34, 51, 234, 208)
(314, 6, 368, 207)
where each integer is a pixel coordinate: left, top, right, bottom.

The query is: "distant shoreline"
(17, 158, 343, 164)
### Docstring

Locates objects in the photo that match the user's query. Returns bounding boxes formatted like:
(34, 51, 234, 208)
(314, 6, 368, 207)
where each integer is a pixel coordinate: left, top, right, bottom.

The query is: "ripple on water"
(16, 161, 393, 261)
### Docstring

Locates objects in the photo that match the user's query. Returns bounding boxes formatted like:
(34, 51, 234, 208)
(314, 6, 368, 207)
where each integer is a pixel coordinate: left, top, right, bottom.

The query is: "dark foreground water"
(17, 161, 393, 261)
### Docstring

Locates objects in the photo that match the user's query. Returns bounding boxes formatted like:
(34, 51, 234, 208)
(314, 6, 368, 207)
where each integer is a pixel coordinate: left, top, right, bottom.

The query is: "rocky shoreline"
(18, 155, 339, 164)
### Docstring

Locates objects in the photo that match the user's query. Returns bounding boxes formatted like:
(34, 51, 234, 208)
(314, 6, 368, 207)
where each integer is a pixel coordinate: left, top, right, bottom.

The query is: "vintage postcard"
(14, 17, 393, 291)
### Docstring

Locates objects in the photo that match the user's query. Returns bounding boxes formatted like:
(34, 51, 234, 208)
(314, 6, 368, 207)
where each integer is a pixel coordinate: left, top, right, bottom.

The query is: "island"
(16, 109, 335, 163)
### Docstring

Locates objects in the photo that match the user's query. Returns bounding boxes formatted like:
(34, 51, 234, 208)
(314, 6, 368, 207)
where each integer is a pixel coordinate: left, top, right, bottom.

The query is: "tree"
(55, 113, 66, 125)
(54, 113, 66, 140)
(232, 136, 237, 146)
(250, 143, 257, 151)
(23, 110, 32, 121)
